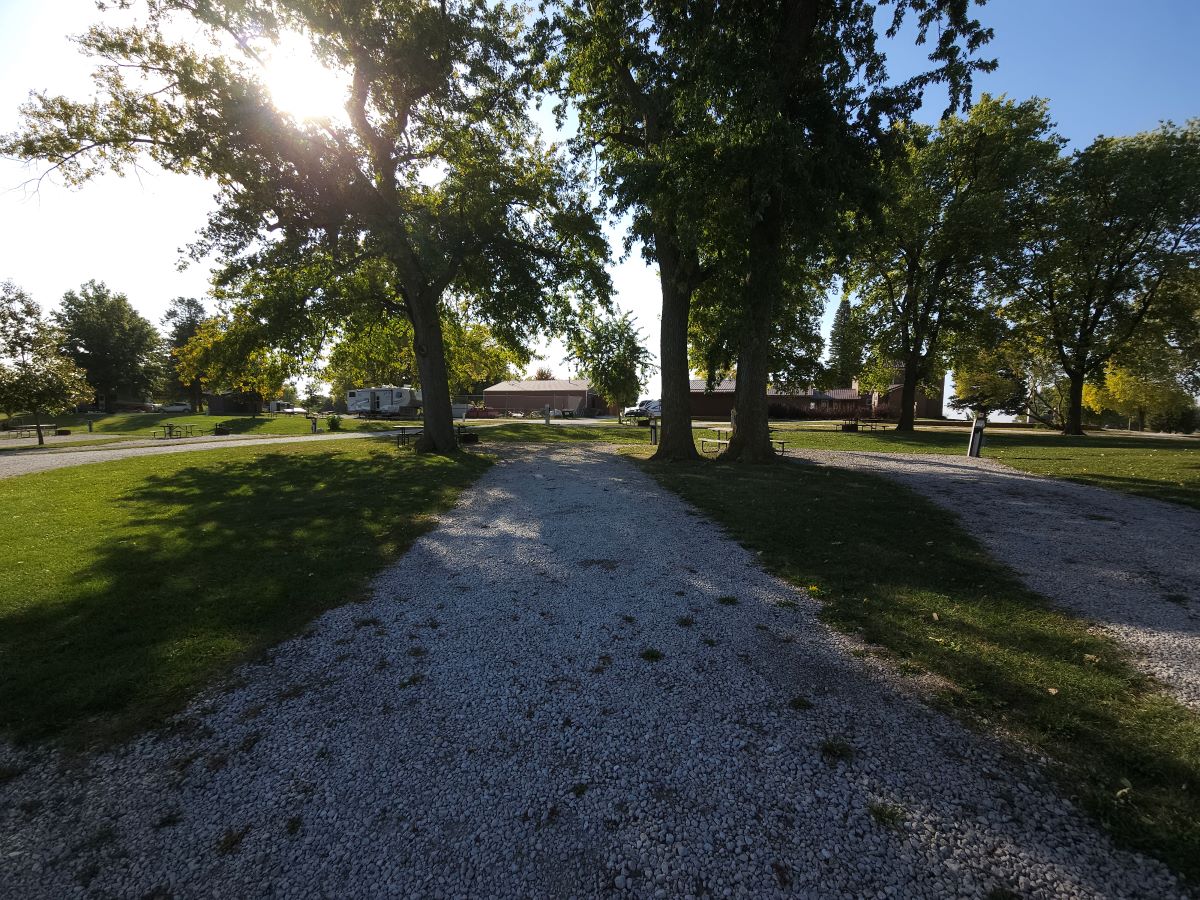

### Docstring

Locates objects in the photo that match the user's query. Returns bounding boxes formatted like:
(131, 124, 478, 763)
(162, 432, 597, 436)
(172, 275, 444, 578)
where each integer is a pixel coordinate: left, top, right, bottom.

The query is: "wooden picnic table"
(394, 423, 478, 447)
(700, 428, 787, 455)
(7, 423, 55, 439)
(393, 425, 423, 447)
(158, 423, 198, 439)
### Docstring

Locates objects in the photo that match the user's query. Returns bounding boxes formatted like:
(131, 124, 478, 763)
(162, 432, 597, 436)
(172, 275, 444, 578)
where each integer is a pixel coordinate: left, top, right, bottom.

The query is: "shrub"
(327, 415, 342, 431)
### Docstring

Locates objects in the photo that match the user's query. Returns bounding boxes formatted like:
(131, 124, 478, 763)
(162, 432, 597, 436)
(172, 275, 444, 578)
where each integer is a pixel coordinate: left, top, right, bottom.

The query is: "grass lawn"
(720, 424, 1200, 510)
(2, 411, 394, 439)
(0, 436, 129, 453)
(481, 421, 1199, 509)
(477, 421, 652, 444)
(984, 434, 1200, 510)
(638, 452, 1200, 882)
(0, 438, 490, 746)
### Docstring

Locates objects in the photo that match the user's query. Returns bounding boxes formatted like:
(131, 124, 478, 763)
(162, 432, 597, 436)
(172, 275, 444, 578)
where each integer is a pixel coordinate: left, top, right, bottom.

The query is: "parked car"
(156, 402, 192, 413)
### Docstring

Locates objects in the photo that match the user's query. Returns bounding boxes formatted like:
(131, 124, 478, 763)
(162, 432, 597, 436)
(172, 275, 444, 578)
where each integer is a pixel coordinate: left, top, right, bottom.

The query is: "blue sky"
(1, 0, 1196, 397)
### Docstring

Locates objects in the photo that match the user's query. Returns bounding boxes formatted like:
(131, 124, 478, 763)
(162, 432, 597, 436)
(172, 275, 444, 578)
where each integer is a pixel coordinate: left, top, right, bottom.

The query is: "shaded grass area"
(2, 411, 393, 438)
(640, 454, 1200, 883)
(727, 425, 1200, 510)
(0, 440, 490, 746)
(476, 420, 1198, 509)
(477, 422, 652, 444)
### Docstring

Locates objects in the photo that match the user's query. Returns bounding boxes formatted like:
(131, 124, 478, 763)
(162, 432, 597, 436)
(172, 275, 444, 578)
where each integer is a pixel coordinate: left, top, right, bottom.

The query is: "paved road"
(1, 446, 1181, 898)
(789, 451, 1200, 711)
(0, 431, 381, 479)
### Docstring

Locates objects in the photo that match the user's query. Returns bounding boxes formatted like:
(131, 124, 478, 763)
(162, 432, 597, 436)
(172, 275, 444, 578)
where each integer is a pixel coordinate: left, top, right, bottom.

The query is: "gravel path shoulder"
(788, 450, 1200, 710)
(0, 431, 379, 479)
(0, 445, 1185, 898)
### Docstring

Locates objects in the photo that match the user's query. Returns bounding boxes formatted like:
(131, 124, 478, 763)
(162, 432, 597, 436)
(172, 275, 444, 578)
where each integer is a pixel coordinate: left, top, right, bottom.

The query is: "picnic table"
(7, 423, 55, 439)
(157, 423, 198, 439)
(700, 428, 787, 455)
(394, 423, 479, 447)
(700, 427, 732, 454)
(393, 425, 423, 447)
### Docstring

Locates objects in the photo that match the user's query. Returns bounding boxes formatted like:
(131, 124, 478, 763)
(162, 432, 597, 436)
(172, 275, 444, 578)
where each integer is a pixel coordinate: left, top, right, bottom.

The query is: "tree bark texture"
(651, 229, 701, 462)
(895, 355, 921, 432)
(1064, 370, 1086, 436)
(407, 293, 458, 453)
(725, 189, 783, 463)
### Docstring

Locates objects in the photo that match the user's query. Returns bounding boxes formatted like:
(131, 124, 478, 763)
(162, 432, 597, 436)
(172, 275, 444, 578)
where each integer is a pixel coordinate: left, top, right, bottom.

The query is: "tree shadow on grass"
(643, 457, 1200, 882)
(0, 446, 488, 746)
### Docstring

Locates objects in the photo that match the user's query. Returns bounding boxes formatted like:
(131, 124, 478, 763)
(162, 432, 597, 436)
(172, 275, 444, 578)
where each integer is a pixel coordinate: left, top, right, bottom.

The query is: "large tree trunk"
(408, 294, 457, 453)
(896, 355, 921, 432)
(190, 377, 203, 413)
(651, 229, 700, 463)
(725, 188, 783, 463)
(32, 407, 45, 447)
(1063, 371, 1086, 436)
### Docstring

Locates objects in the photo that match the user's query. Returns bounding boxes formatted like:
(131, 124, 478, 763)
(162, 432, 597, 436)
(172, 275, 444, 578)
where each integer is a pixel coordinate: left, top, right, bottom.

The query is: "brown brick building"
(482, 379, 609, 415)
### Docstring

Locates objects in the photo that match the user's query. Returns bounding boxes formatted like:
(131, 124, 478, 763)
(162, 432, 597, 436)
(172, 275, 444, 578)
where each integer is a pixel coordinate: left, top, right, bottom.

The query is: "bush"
(327, 415, 342, 431)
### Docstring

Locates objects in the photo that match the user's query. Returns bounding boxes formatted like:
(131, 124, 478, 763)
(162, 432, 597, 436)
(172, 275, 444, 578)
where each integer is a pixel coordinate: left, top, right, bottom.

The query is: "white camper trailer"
(346, 386, 422, 418)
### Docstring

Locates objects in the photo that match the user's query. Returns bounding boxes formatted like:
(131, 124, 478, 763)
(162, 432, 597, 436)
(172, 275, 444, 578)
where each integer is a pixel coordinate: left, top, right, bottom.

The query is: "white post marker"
(543, 403, 550, 426)
(967, 416, 986, 457)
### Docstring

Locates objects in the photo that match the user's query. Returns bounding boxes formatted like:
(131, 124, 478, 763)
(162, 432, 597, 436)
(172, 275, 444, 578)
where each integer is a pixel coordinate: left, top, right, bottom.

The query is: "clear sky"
(1, 0, 1197, 399)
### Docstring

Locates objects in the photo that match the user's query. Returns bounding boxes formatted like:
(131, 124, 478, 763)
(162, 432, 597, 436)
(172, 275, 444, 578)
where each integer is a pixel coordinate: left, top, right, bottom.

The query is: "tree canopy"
(568, 307, 654, 411)
(824, 294, 864, 390)
(4, 0, 609, 451)
(53, 281, 161, 410)
(850, 95, 1061, 430)
(998, 120, 1200, 434)
(546, 0, 997, 461)
(0, 282, 92, 444)
(322, 310, 526, 400)
(162, 296, 208, 409)
(1083, 364, 1197, 433)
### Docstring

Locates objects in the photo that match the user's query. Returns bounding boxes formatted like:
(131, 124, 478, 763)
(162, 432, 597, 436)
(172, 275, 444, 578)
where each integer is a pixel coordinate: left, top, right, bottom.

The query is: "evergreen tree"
(825, 296, 863, 389)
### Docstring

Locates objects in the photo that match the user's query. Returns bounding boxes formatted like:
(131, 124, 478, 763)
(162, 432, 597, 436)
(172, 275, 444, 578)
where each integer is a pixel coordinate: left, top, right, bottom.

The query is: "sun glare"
(260, 35, 348, 123)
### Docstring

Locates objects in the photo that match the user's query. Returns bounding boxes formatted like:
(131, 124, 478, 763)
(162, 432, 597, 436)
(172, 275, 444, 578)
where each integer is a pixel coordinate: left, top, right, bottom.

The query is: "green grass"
(0, 436, 129, 453)
(3, 411, 393, 439)
(868, 802, 905, 829)
(984, 435, 1200, 510)
(640, 455, 1200, 883)
(698, 425, 1200, 510)
(475, 422, 652, 444)
(0, 439, 490, 746)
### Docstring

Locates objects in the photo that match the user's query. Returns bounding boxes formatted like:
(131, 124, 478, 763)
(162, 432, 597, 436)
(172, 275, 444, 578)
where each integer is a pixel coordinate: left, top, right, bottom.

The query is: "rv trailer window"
(348, 391, 356, 397)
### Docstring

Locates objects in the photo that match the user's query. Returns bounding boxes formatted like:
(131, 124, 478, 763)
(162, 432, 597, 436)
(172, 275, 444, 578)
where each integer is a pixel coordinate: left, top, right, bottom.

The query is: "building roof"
(825, 388, 862, 400)
(484, 379, 593, 393)
(689, 378, 738, 393)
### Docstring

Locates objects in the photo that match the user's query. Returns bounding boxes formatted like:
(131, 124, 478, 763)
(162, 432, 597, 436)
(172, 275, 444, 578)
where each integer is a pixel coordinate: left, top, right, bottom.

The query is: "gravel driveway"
(0, 431, 378, 479)
(0, 445, 1184, 898)
(787, 451, 1200, 710)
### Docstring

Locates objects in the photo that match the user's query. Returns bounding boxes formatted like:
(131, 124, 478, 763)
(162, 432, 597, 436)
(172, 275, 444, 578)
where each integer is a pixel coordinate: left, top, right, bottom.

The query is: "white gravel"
(787, 450, 1200, 710)
(0, 445, 1187, 898)
(0, 431, 379, 479)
